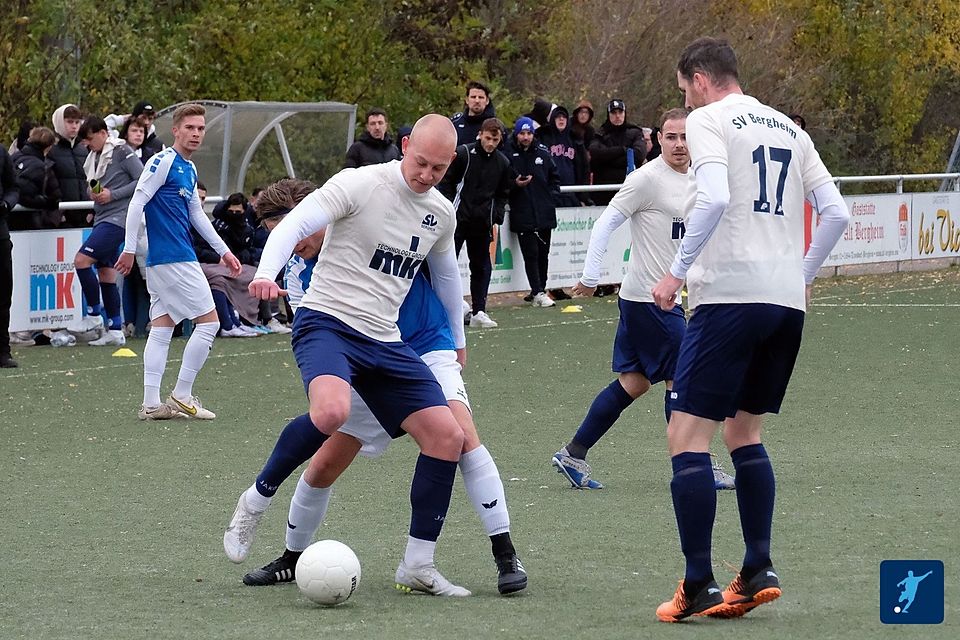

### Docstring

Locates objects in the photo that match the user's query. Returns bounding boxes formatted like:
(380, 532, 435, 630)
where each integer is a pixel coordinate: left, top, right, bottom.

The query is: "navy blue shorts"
(291, 308, 447, 437)
(612, 299, 686, 385)
(78, 222, 125, 267)
(671, 303, 805, 421)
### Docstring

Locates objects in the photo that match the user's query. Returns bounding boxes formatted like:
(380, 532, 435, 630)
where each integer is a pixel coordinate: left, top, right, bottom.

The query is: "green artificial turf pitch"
(2, 269, 957, 639)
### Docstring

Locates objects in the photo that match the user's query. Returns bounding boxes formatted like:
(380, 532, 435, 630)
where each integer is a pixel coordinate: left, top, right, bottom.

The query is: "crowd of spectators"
(3, 85, 682, 361)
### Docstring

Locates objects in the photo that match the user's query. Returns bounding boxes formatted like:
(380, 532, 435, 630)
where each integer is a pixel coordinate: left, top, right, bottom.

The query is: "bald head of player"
(676, 37, 743, 110)
(400, 114, 458, 194)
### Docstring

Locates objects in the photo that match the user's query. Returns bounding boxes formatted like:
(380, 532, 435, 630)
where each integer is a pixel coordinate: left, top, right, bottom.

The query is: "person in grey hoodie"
(73, 116, 145, 346)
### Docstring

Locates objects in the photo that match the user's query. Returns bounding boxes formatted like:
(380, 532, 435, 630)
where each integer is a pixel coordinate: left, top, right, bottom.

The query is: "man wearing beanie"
(589, 98, 647, 206)
(507, 117, 561, 309)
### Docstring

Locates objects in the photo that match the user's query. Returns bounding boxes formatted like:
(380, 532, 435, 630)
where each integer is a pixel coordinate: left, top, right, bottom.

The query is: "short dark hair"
(196, 180, 207, 192)
(659, 107, 689, 130)
(677, 37, 739, 86)
(365, 108, 388, 122)
(226, 192, 246, 208)
(78, 116, 108, 141)
(788, 113, 807, 130)
(479, 117, 504, 135)
(119, 115, 147, 141)
(251, 187, 263, 197)
(465, 80, 490, 98)
(63, 105, 83, 120)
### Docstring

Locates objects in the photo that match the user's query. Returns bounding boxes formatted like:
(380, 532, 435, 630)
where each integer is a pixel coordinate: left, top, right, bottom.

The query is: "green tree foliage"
(2, 0, 959, 178)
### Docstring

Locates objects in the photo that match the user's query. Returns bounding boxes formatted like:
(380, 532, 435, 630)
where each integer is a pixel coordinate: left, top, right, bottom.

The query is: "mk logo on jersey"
(368, 237, 424, 280)
(421, 214, 438, 230)
(672, 217, 686, 240)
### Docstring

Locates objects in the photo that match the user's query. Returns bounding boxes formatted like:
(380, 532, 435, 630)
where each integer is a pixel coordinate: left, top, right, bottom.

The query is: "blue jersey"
(286, 258, 453, 356)
(140, 148, 202, 266)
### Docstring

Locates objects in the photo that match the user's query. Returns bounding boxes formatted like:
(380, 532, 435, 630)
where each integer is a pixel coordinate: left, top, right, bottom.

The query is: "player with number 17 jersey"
(680, 95, 834, 311)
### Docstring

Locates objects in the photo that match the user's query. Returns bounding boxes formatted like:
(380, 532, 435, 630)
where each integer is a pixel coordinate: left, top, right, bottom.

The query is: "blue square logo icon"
(880, 560, 944, 624)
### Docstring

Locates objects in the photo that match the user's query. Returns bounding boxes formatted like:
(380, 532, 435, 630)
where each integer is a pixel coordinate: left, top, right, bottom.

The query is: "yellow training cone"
(561, 305, 583, 313)
(112, 348, 138, 358)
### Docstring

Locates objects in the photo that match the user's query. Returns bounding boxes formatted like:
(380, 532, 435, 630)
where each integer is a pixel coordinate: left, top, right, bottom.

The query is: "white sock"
(173, 322, 218, 400)
(403, 536, 437, 568)
(285, 472, 333, 552)
(459, 445, 510, 536)
(245, 483, 272, 512)
(142, 326, 173, 406)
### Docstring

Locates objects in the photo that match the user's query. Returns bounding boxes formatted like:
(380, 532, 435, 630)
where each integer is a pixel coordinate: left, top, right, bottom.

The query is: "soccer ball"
(295, 540, 361, 605)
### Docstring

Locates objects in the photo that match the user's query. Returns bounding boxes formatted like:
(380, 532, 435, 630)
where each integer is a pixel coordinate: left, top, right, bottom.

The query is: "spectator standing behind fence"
(589, 99, 647, 206)
(10, 127, 61, 230)
(1, 146, 19, 368)
(570, 100, 596, 149)
(507, 117, 561, 309)
(119, 116, 158, 165)
(74, 116, 145, 346)
(345, 108, 401, 168)
(536, 105, 591, 208)
(438, 117, 515, 329)
(451, 81, 497, 146)
(49, 104, 90, 226)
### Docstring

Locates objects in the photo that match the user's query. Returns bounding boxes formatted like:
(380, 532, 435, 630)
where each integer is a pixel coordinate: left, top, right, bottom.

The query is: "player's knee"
(74, 253, 92, 269)
(619, 372, 651, 398)
(435, 420, 464, 455)
(308, 403, 350, 434)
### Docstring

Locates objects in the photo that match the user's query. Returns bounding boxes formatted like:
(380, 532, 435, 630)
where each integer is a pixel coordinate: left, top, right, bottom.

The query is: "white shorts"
(340, 349, 470, 458)
(145, 262, 216, 323)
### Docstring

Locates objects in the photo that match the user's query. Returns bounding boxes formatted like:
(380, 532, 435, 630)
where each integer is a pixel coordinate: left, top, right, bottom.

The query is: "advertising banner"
(824, 194, 911, 266)
(911, 192, 960, 259)
(459, 206, 630, 294)
(9, 229, 87, 332)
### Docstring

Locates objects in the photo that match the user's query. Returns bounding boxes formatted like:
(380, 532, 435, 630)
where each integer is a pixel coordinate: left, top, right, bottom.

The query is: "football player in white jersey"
(649, 38, 850, 622)
(550, 108, 735, 491)
(230, 178, 526, 596)
(115, 103, 241, 421)
(225, 115, 475, 596)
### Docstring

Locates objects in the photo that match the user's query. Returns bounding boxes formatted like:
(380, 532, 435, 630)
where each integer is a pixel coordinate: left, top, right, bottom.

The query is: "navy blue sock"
(100, 282, 122, 329)
(77, 267, 101, 314)
(731, 443, 775, 573)
(255, 414, 328, 497)
(670, 452, 716, 585)
(211, 290, 234, 330)
(664, 388, 674, 424)
(569, 379, 635, 457)
(409, 454, 458, 542)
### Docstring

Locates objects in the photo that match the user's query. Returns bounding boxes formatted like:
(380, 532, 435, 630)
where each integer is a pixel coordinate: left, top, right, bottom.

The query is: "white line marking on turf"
(814, 303, 960, 308)
(0, 345, 293, 379)
(812, 283, 957, 301)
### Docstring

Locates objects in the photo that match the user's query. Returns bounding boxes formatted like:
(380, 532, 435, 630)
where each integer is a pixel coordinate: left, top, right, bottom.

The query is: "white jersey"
(685, 93, 833, 309)
(298, 161, 456, 342)
(608, 155, 696, 303)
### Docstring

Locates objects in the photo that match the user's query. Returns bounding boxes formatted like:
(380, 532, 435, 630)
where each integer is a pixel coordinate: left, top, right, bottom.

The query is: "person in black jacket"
(345, 108, 401, 168)
(507, 117, 561, 308)
(536, 105, 590, 208)
(438, 117, 516, 328)
(589, 98, 647, 206)
(10, 127, 61, 230)
(1, 145, 20, 367)
(48, 104, 90, 225)
(451, 81, 497, 146)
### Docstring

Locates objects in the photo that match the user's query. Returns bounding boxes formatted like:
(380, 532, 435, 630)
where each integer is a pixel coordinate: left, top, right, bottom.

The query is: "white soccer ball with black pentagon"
(295, 540, 361, 605)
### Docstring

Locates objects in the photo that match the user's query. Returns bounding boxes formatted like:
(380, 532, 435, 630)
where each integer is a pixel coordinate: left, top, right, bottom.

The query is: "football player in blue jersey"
(115, 103, 241, 421)
(227, 178, 526, 596)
